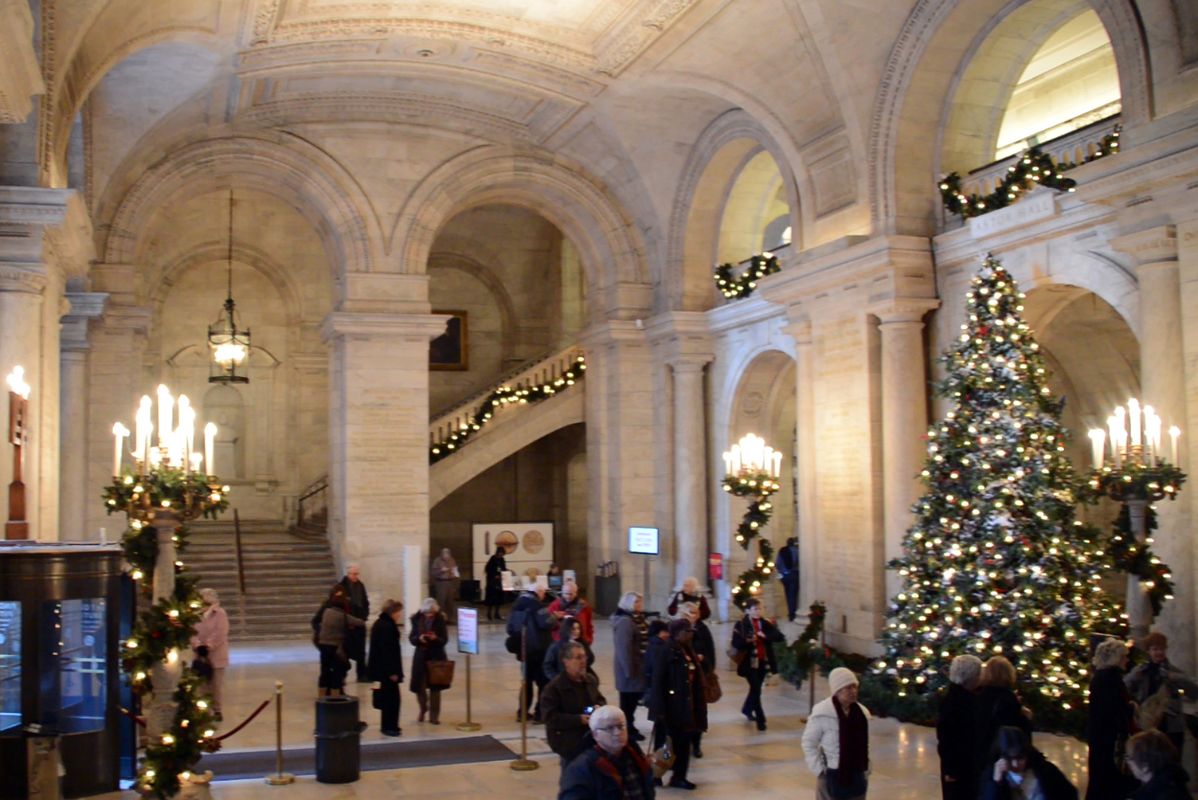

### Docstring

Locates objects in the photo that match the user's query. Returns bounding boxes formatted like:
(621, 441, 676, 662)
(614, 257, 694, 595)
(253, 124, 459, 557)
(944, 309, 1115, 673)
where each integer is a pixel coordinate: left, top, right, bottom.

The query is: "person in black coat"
(776, 537, 800, 622)
(540, 641, 607, 766)
(558, 707, 656, 800)
(981, 726, 1077, 800)
(678, 601, 715, 759)
(484, 546, 508, 621)
(973, 656, 1032, 782)
(408, 598, 449, 724)
(367, 600, 405, 736)
(647, 618, 707, 791)
(544, 617, 596, 683)
(730, 598, 780, 731)
(937, 654, 982, 800)
(511, 584, 556, 721)
(1125, 730, 1192, 800)
(1086, 639, 1139, 800)
(338, 564, 370, 681)
(667, 576, 711, 621)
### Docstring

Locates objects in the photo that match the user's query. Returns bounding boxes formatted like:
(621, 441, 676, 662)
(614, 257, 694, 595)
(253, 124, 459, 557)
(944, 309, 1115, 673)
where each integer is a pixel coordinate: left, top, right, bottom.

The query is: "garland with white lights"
(939, 126, 1121, 220)
(713, 253, 780, 300)
(722, 471, 780, 609)
(103, 465, 228, 797)
(429, 354, 586, 463)
(1107, 507, 1174, 616)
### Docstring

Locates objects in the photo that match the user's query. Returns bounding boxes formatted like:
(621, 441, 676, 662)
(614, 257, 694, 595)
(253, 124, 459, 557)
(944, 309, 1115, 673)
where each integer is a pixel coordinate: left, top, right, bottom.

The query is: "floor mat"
(199, 734, 516, 781)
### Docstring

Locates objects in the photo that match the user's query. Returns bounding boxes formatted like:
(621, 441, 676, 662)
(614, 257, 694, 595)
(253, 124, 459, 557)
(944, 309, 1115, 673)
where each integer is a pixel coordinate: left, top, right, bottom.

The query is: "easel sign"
(628, 526, 659, 605)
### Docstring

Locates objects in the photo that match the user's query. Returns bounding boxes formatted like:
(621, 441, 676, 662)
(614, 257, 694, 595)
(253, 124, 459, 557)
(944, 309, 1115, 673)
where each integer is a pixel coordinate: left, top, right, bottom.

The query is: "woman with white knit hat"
(801, 666, 871, 799)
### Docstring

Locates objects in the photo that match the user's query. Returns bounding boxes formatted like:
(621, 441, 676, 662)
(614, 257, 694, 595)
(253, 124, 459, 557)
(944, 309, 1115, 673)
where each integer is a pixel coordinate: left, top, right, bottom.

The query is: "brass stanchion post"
(264, 681, 295, 785)
(456, 654, 481, 732)
(510, 628, 538, 771)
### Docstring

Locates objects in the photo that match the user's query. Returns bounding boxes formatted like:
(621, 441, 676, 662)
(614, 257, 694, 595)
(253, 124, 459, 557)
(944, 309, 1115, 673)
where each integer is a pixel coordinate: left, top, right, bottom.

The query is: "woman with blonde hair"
(1086, 638, 1137, 800)
(973, 655, 1031, 781)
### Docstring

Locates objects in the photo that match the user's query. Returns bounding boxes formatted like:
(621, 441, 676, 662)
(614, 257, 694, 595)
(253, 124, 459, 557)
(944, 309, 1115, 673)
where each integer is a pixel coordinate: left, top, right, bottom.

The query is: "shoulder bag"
(426, 659, 455, 689)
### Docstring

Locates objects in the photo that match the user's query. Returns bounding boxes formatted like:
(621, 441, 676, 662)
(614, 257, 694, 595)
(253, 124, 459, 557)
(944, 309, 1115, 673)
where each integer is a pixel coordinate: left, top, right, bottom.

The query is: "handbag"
(726, 645, 747, 667)
(824, 768, 868, 800)
(648, 725, 675, 779)
(426, 659, 455, 689)
(702, 670, 723, 704)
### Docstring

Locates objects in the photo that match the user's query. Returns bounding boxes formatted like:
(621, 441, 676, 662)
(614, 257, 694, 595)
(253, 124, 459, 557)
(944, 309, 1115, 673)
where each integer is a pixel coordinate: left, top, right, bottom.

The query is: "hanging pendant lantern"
(208, 190, 250, 384)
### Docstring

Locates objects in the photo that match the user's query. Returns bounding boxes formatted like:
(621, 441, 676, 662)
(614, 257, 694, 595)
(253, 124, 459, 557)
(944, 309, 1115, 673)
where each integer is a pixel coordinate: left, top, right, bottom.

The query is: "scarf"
(834, 697, 868, 784)
(751, 618, 767, 661)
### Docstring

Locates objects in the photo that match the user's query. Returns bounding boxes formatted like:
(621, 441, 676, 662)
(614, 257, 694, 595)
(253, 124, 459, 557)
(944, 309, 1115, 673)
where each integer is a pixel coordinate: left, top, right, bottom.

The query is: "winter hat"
(667, 618, 692, 638)
(828, 667, 859, 696)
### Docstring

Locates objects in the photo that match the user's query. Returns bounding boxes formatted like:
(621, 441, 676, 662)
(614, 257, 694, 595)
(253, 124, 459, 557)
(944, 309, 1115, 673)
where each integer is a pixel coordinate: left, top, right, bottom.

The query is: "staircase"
(183, 518, 337, 642)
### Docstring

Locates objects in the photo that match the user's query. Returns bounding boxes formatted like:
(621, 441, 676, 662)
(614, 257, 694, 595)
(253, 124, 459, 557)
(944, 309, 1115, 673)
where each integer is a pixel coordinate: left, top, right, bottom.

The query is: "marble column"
(783, 317, 818, 614)
(1176, 218, 1198, 672)
(60, 293, 107, 539)
(1112, 226, 1192, 664)
(0, 265, 45, 539)
(321, 311, 447, 609)
(669, 358, 709, 587)
(874, 300, 938, 601)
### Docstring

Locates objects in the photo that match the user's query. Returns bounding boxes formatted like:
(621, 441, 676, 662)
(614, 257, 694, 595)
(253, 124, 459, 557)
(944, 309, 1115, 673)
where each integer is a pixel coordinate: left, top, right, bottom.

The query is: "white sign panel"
(457, 607, 478, 655)
(628, 526, 660, 555)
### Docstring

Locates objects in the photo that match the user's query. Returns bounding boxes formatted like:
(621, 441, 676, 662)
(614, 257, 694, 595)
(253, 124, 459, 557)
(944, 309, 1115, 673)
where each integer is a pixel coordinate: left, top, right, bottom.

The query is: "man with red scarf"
(730, 598, 781, 731)
(802, 667, 870, 799)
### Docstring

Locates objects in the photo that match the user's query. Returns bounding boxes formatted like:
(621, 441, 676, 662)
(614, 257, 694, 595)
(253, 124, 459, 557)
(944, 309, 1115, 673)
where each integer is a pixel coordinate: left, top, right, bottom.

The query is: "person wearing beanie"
(729, 597, 781, 731)
(646, 617, 706, 790)
(802, 667, 870, 799)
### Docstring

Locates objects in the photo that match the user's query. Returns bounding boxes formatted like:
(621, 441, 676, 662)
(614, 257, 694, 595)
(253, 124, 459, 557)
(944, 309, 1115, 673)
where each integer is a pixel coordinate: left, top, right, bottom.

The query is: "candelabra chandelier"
(208, 190, 251, 384)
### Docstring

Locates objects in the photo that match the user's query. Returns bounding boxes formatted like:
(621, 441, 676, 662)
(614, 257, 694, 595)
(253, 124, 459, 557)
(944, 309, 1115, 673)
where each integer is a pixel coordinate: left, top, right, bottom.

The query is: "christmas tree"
(875, 256, 1124, 731)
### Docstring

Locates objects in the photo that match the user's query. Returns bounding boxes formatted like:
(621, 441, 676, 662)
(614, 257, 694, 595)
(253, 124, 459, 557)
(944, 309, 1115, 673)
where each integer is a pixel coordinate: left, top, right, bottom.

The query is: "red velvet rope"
(212, 698, 271, 741)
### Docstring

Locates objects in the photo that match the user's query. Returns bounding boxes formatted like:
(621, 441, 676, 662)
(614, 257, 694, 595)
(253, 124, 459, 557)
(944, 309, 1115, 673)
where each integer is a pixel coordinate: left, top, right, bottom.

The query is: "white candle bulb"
(5, 365, 30, 399)
(1087, 429, 1105, 471)
(204, 422, 218, 477)
(112, 422, 130, 477)
(156, 385, 173, 448)
(1169, 426, 1181, 465)
(189, 452, 203, 473)
(135, 396, 152, 463)
(772, 450, 782, 478)
(1128, 398, 1141, 447)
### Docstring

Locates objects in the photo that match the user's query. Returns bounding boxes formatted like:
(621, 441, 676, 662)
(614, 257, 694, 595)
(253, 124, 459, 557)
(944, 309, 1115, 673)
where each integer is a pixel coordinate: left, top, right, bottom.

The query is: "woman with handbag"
(647, 618, 707, 790)
(316, 584, 365, 697)
(1086, 638, 1139, 800)
(679, 602, 717, 758)
(730, 598, 779, 731)
(409, 597, 449, 724)
(802, 667, 871, 800)
(368, 599, 405, 736)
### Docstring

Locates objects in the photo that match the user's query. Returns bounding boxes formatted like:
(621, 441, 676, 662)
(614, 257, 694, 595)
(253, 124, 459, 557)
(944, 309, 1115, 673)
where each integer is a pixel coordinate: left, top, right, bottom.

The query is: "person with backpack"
(509, 583, 556, 722)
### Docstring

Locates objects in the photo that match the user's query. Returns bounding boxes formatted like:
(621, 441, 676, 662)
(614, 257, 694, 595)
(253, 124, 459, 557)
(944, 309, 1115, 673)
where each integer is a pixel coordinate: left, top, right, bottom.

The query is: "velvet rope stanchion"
(264, 682, 295, 786)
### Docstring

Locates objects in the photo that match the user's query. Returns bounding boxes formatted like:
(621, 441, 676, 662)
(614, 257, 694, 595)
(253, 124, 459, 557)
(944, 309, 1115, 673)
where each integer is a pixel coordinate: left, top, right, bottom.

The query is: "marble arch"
(98, 134, 375, 283)
(869, 0, 1153, 235)
(667, 110, 802, 312)
(395, 147, 650, 318)
(425, 248, 520, 367)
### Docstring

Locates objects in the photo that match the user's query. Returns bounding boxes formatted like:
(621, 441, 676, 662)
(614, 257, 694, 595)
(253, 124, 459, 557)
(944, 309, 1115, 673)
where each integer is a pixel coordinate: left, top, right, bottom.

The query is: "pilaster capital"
(870, 298, 941, 326)
(61, 292, 109, 352)
(1109, 225, 1178, 266)
(598, 281, 653, 321)
(645, 311, 713, 368)
(42, 193, 96, 280)
(320, 311, 449, 344)
(577, 319, 645, 350)
(0, 187, 73, 227)
(0, 0, 44, 124)
(781, 317, 813, 348)
(0, 263, 46, 294)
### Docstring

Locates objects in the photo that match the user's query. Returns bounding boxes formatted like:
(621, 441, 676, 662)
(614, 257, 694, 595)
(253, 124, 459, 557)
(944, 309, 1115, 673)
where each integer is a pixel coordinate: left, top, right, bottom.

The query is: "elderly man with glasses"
(559, 706, 656, 799)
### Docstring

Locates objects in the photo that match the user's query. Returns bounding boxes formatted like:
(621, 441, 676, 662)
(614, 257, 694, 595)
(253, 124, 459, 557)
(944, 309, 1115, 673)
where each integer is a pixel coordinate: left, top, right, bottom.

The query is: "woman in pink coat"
(191, 587, 231, 720)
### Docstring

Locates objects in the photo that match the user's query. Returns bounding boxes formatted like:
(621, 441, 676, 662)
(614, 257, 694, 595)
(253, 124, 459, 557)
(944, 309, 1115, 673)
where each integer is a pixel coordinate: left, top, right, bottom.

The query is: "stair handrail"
(233, 508, 246, 596)
(429, 343, 584, 445)
(296, 474, 328, 528)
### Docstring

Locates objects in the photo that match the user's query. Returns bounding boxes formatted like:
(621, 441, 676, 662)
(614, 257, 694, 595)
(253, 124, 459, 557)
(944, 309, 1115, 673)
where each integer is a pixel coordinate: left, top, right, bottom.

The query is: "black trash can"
(314, 696, 360, 783)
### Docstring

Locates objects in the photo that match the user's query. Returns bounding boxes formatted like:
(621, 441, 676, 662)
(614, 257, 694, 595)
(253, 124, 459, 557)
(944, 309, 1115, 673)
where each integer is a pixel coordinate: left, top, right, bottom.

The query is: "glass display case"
(0, 601, 18, 733)
(0, 544, 123, 799)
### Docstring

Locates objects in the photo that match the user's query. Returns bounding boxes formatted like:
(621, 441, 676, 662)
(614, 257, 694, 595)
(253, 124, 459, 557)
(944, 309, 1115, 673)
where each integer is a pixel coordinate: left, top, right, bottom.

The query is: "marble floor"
(89, 618, 1104, 799)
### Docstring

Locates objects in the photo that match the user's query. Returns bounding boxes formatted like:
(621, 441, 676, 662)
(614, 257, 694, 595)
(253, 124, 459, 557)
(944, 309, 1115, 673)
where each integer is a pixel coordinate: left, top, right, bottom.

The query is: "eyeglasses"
(597, 724, 627, 733)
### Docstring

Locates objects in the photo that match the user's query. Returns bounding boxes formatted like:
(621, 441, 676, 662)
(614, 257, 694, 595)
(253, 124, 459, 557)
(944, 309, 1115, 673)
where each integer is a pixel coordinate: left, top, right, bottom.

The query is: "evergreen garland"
(722, 471, 781, 609)
(873, 255, 1125, 734)
(429, 355, 586, 463)
(713, 253, 780, 300)
(1106, 506, 1174, 616)
(939, 126, 1121, 221)
(138, 671, 219, 797)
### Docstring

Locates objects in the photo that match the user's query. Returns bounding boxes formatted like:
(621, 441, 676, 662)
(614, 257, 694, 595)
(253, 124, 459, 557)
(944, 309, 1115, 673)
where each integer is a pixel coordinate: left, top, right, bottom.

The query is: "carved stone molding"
(1110, 225, 1178, 266)
(0, 265, 48, 294)
(870, 297, 941, 325)
(0, 0, 44, 124)
(646, 310, 713, 367)
(60, 291, 109, 352)
(320, 311, 448, 344)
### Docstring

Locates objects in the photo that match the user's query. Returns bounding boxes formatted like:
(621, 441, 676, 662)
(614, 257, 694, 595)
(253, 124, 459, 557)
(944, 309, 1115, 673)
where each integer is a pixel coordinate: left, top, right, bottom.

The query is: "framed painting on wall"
(430, 310, 468, 370)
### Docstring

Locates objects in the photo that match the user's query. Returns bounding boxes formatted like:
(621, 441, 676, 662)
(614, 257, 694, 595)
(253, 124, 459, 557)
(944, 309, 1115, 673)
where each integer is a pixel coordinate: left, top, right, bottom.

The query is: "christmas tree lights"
(875, 256, 1125, 731)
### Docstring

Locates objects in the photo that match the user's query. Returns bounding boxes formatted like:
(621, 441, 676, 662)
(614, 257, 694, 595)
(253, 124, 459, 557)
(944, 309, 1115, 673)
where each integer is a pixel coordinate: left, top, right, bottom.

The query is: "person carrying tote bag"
(409, 597, 449, 724)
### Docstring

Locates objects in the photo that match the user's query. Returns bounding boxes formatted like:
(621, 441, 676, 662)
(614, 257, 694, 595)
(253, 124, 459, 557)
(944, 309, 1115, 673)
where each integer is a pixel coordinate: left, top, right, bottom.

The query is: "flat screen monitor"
(628, 526, 660, 556)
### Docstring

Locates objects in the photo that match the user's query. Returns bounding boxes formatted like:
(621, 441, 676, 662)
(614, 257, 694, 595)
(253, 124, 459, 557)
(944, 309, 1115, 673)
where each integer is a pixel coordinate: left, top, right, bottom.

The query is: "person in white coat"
(801, 667, 871, 800)
(190, 587, 230, 720)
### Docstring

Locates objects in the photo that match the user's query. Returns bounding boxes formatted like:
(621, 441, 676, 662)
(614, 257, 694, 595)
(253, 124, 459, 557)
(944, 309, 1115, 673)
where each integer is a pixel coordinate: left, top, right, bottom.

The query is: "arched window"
(994, 10, 1121, 159)
(717, 150, 791, 263)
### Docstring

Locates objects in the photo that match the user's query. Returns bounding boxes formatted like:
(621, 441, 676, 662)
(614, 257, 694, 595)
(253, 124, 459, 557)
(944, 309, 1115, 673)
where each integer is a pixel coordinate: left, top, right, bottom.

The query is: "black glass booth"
(0, 543, 124, 798)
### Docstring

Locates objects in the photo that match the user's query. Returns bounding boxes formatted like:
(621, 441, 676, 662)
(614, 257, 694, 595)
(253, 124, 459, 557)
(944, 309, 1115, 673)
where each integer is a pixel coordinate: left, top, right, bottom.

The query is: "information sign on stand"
(457, 608, 478, 655)
(628, 526, 659, 607)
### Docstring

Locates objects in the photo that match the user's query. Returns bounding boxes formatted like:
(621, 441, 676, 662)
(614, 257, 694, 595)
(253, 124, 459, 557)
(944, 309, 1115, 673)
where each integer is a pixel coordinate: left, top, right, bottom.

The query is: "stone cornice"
(934, 195, 1114, 267)
(0, 187, 73, 227)
(0, 265, 47, 294)
(341, 272, 430, 315)
(706, 295, 784, 334)
(63, 292, 108, 320)
(0, 0, 44, 124)
(42, 192, 96, 278)
(1072, 124, 1198, 210)
(757, 235, 935, 313)
(1109, 226, 1178, 265)
(320, 311, 449, 343)
(577, 319, 645, 349)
